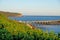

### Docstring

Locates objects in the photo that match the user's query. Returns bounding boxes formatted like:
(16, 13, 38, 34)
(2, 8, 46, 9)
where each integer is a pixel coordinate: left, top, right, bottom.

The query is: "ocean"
(9, 16, 60, 21)
(9, 16, 60, 33)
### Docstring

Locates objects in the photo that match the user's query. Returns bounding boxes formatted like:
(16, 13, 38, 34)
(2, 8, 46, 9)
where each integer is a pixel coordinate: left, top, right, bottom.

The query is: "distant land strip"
(0, 11, 22, 17)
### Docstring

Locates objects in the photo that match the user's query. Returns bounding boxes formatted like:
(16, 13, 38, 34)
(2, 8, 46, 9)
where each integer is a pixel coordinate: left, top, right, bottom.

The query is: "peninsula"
(0, 11, 22, 17)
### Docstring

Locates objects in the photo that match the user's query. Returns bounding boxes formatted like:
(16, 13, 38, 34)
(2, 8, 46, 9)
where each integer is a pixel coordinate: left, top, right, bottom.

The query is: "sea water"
(9, 16, 60, 33)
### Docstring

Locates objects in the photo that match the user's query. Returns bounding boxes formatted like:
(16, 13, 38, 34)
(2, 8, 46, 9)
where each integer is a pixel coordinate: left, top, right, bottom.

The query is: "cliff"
(0, 11, 22, 17)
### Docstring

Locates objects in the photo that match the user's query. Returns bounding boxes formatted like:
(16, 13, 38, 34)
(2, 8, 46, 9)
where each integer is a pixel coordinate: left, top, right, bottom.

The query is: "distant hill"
(0, 11, 22, 17)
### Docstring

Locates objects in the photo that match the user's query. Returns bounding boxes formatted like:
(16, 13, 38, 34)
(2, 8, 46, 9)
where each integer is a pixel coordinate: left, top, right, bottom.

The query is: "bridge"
(19, 20, 60, 25)
(19, 20, 60, 28)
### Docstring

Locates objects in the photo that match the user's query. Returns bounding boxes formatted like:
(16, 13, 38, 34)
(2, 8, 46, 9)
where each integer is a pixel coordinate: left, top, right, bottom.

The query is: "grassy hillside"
(0, 13, 31, 34)
(0, 11, 22, 17)
(0, 13, 60, 40)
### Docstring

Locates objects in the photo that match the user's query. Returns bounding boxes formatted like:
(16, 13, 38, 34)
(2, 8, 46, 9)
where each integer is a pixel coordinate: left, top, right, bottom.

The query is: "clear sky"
(0, 0, 60, 15)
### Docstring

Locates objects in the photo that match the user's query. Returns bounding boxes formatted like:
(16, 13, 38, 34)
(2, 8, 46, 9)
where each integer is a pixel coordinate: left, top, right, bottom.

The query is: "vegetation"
(0, 11, 22, 17)
(0, 13, 60, 40)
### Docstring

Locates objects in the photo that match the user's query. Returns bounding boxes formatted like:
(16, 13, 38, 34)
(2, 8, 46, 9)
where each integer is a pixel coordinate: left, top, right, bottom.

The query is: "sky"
(0, 0, 60, 15)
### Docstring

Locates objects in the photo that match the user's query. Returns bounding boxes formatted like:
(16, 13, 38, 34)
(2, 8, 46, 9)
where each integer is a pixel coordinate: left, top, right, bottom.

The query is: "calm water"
(9, 16, 60, 21)
(37, 25, 60, 33)
(9, 16, 60, 33)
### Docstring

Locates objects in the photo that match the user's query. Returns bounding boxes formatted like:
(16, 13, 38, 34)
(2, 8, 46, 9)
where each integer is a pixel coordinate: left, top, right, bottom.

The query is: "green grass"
(0, 13, 60, 40)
